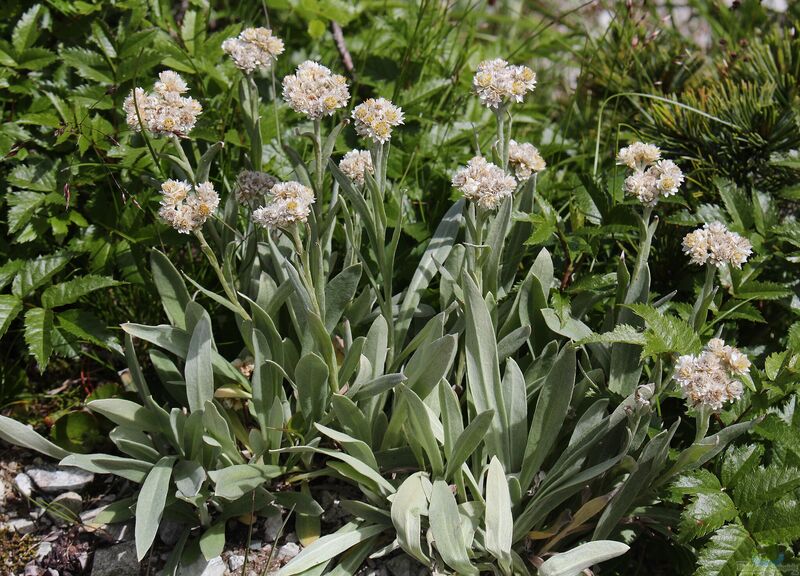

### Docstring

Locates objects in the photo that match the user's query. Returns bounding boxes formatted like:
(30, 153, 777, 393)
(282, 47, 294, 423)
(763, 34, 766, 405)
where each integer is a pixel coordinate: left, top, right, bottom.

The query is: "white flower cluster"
(339, 150, 374, 186)
(235, 170, 278, 204)
(617, 142, 684, 205)
(123, 71, 202, 136)
(682, 222, 753, 268)
(158, 179, 219, 234)
(351, 98, 404, 143)
(282, 61, 350, 119)
(452, 156, 517, 211)
(222, 27, 285, 73)
(675, 338, 750, 411)
(473, 58, 536, 108)
(252, 181, 315, 229)
(508, 140, 546, 180)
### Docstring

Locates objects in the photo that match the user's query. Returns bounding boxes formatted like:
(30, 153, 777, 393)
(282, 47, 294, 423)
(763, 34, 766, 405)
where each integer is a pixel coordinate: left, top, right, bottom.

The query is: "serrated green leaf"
(680, 491, 738, 541)
(749, 497, 800, 545)
(733, 465, 800, 512)
(12, 4, 45, 53)
(24, 307, 53, 369)
(721, 444, 763, 489)
(695, 524, 754, 576)
(627, 303, 701, 357)
(0, 295, 23, 339)
(12, 253, 71, 298)
(40, 275, 120, 308)
(577, 324, 646, 346)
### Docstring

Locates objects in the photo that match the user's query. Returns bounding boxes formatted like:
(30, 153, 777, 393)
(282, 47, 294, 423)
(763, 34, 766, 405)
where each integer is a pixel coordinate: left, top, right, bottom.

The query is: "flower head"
(282, 61, 349, 119)
(252, 181, 315, 229)
(339, 150, 374, 186)
(616, 142, 661, 170)
(235, 171, 278, 204)
(682, 222, 752, 268)
(508, 140, 546, 180)
(222, 27, 284, 73)
(473, 58, 536, 108)
(617, 142, 682, 206)
(351, 98, 404, 143)
(123, 71, 202, 136)
(452, 156, 517, 210)
(158, 179, 219, 233)
(674, 339, 749, 411)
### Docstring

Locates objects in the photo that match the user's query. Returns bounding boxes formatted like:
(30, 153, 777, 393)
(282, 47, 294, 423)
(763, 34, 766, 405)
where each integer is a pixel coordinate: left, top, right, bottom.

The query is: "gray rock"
(159, 519, 184, 546)
(264, 512, 283, 543)
(27, 466, 93, 493)
(24, 565, 43, 576)
(14, 473, 34, 498)
(2, 517, 36, 534)
(91, 540, 138, 576)
(47, 491, 83, 523)
(227, 554, 246, 572)
(386, 556, 421, 576)
(248, 539, 263, 551)
(36, 541, 53, 560)
(277, 542, 300, 562)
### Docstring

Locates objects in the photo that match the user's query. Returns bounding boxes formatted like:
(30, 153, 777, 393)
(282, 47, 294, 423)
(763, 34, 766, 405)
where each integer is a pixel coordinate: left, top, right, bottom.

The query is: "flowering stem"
(194, 230, 251, 321)
(494, 107, 510, 172)
(312, 119, 324, 220)
(690, 264, 716, 332)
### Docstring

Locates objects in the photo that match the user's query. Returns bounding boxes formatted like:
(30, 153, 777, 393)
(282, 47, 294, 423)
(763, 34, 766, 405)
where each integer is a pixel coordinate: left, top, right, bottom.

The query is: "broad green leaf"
(539, 541, 629, 576)
(0, 415, 70, 460)
(749, 497, 800, 545)
(679, 491, 738, 541)
(150, 250, 190, 329)
(0, 295, 23, 339)
(87, 399, 161, 432)
(520, 345, 576, 491)
(24, 307, 53, 369)
(199, 521, 226, 560)
(444, 410, 494, 481)
(396, 199, 464, 348)
(324, 264, 362, 333)
(40, 275, 120, 308)
(185, 310, 214, 413)
(208, 464, 281, 500)
(485, 457, 513, 574)
(462, 272, 509, 467)
(277, 523, 386, 576)
(60, 453, 152, 483)
(295, 353, 330, 426)
(135, 456, 177, 560)
(695, 524, 754, 576)
(429, 480, 478, 575)
(391, 473, 431, 565)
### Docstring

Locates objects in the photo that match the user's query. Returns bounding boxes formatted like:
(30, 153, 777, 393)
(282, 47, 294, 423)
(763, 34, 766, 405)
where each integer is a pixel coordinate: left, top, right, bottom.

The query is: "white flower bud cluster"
(351, 98, 404, 143)
(675, 338, 750, 411)
(123, 71, 202, 136)
(452, 156, 517, 211)
(617, 142, 684, 206)
(508, 140, 546, 181)
(235, 171, 278, 204)
(222, 27, 284, 73)
(339, 150, 374, 186)
(282, 61, 350, 119)
(682, 222, 753, 268)
(473, 58, 536, 109)
(158, 179, 219, 234)
(252, 182, 315, 229)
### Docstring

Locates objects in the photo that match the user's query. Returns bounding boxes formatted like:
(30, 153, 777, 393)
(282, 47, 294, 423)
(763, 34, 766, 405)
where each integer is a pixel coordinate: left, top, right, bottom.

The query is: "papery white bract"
(674, 338, 749, 411)
(123, 71, 202, 136)
(339, 150, 374, 186)
(252, 182, 315, 229)
(473, 58, 536, 108)
(351, 98, 404, 143)
(508, 140, 546, 180)
(222, 27, 284, 73)
(682, 222, 753, 268)
(282, 61, 350, 119)
(452, 156, 517, 210)
(158, 179, 219, 234)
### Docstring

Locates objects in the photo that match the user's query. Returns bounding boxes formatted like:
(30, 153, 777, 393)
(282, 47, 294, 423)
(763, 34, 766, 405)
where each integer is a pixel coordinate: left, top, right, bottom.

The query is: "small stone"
(14, 473, 34, 498)
(264, 513, 282, 543)
(91, 540, 138, 576)
(24, 565, 43, 576)
(36, 541, 53, 560)
(248, 539, 263, 551)
(277, 542, 300, 562)
(47, 492, 83, 523)
(2, 517, 36, 534)
(285, 532, 298, 543)
(386, 555, 420, 576)
(227, 554, 246, 572)
(26, 466, 93, 493)
(158, 519, 184, 546)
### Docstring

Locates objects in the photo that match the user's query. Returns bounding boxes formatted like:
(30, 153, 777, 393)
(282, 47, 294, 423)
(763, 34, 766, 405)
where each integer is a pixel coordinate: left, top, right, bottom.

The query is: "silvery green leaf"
(135, 456, 176, 560)
(538, 541, 629, 576)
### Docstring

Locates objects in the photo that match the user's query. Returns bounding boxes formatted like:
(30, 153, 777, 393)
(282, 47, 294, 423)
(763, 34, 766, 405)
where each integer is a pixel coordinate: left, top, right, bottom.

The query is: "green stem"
(690, 264, 716, 332)
(194, 230, 251, 321)
(313, 119, 324, 220)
